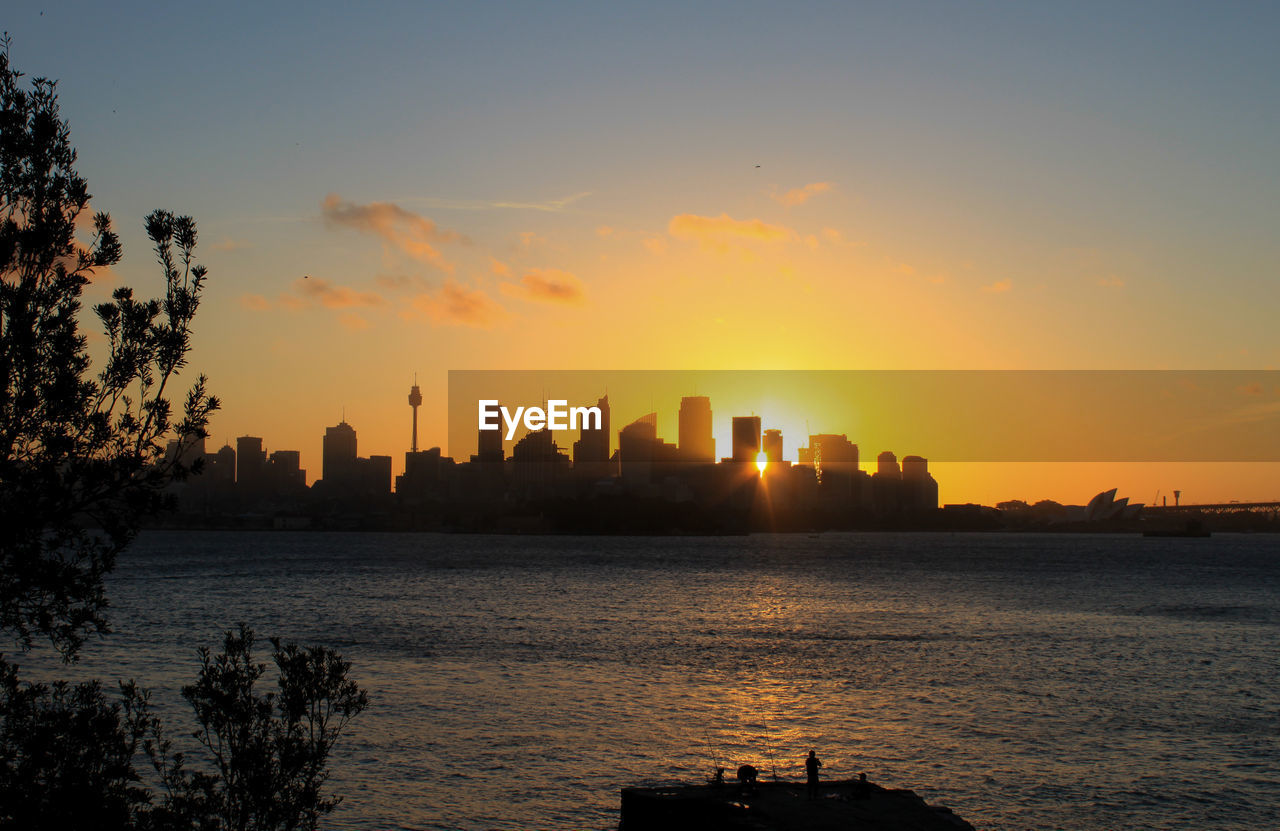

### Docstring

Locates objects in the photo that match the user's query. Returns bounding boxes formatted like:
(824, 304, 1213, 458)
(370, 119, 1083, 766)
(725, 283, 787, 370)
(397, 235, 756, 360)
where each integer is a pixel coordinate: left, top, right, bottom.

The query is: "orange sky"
(18, 3, 1274, 506)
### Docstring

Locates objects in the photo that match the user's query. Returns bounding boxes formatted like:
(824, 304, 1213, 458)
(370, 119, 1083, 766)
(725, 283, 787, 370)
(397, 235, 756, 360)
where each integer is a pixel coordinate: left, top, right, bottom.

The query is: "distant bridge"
(1144, 502, 1280, 517)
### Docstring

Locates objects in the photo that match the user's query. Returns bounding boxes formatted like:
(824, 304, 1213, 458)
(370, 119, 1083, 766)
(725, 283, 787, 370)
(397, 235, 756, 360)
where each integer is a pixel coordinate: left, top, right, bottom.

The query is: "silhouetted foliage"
(0, 38, 366, 830)
(0, 662, 153, 830)
(1, 627, 369, 831)
(143, 626, 370, 831)
(0, 33, 218, 660)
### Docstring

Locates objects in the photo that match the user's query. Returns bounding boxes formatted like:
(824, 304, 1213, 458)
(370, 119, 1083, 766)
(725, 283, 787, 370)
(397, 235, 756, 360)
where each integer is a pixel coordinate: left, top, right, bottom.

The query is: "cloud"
(240, 293, 271, 311)
(404, 281, 506, 328)
(375, 273, 430, 291)
(502, 268, 585, 304)
(982, 279, 1013, 293)
(293, 276, 385, 309)
(1095, 276, 1126, 288)
(490, 257, 512, 278)
(321, 193, 462, 271)
(210, 237, 250, 253)
(518, 231, 548, 249)
(668, 213, 794, 253)
(490, 191, 591, 213)
(644, 236, 668, 255)
(339, 313, 370, 331)
(596, 225, 615, 238)
(1237, 382, 1265, 397)
(771, 181, 833, 207)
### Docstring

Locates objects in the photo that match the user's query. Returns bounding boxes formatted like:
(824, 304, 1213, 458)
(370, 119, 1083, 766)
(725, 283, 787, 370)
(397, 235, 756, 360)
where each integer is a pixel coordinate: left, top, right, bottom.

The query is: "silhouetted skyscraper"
(573, 394, 611, 478)
(800, 434, 859, 483)
(323, 421, 358, 489)
(236, 436, 267, 492)
(476, 425, 503, 463)
(731, 416, 761, 463)
(678, 396, 714, 464)
(877, 451, 900, 477)
(762, 429, 783, 464)
(268, 449, 305, 493)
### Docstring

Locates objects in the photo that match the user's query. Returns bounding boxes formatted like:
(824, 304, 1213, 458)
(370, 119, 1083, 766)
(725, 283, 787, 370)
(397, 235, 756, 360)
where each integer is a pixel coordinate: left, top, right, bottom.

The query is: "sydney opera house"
(1084, 488, 1144, 522)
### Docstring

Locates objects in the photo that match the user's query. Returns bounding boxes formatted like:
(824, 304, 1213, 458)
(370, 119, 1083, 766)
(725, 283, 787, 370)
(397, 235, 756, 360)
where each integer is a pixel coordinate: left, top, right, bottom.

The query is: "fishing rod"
(760, 718, 780, 782)
(703, 725, 725, 783)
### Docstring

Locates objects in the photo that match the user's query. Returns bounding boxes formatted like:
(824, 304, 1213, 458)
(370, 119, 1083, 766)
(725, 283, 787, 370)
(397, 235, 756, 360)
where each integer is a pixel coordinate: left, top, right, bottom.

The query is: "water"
(19, 531, 1280, 830)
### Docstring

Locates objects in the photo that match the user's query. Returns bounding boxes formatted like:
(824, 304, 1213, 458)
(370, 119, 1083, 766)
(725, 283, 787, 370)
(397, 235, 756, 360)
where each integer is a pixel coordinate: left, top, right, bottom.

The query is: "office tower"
(762, 429, 783, 464)
(901, 454, 938, 513)
(678, 395, 714, 464)
(360, 455, 393, 496)
(408, 380, 423, 452)
(619, 413, 658, 483)
(901, 455, 928, 480)
(573, 394, 610, 467)
(207, 443, 237, 487)
(731, 416, 761, 463)
(877, 450, 900, 477)
(801, 434, 859, 478)
(268, 449, 305, 492)
(476, 425, 503, 463)
(236, 436, 267, 492)
(323, 420, 358, 488)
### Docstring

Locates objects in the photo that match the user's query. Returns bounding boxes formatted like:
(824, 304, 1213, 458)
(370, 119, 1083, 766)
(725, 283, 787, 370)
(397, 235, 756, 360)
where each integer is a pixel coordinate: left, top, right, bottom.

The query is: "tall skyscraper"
(877, 450, 900, 477)
(236, 436, 267, 492)
(572, 394, 611, 478)
(323, 420, 358, 488)
(408, 379, 423, 452)
(801, 434, 859, 482)
(678, 396, 714, 464)
(731, 416, 761, 463)
(476, 425, 503, 463)
(762, 429, 783, 464)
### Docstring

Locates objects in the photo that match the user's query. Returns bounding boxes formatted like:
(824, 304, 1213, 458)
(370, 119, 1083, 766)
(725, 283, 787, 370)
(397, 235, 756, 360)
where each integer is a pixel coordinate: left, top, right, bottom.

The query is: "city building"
(678, 395, 714, 464)
(730, 416, 761, 463)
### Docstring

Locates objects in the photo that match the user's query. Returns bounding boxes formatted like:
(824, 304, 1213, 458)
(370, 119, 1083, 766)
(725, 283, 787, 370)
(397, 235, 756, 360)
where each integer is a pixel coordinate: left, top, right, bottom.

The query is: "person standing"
(805, 750, 823, 799)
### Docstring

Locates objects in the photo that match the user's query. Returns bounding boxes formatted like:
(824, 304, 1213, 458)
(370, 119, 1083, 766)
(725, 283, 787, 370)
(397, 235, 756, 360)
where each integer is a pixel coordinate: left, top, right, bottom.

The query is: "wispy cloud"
(518, 231, 548, 249)
(1095, 276, 1126, 288)
(339, 313, 370, 331)
(502, 268, 585, 304)
(294, 276, 385, 309)
(771, 181, 833, 207)
(668, 213, 795, 253)
(489, 191, 592, 213)
(239, 293, 271, 311)
(404, 281, 506, 328)
(982, 279, 1013, 293)
(321, 193, 463, 272)
(375, 273, 430, 291)
(211, 237, 251, 253)
(1238, 382, 1265, 396)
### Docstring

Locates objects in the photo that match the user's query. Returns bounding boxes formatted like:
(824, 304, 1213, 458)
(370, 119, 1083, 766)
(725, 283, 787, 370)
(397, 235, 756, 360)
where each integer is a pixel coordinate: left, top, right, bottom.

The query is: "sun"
(756, 451, 767, 476)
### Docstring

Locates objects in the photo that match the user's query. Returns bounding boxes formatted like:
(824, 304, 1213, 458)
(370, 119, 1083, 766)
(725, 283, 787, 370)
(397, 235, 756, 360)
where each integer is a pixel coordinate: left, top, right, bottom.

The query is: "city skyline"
(7, 3, 1278, 505)
(197, 373, 1278, 510)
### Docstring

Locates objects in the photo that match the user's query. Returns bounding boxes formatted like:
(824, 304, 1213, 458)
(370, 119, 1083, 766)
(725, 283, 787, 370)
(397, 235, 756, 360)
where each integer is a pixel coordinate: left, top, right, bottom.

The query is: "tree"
(0, 33, 217, 660)
(144, 626, 369, 831)
(0, 38, 367, 830)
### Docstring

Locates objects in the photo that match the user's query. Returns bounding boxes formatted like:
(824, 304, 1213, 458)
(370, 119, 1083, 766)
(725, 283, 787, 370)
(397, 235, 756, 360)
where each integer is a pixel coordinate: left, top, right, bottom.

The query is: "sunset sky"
(12, 2, 1279, 504)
